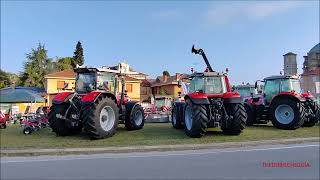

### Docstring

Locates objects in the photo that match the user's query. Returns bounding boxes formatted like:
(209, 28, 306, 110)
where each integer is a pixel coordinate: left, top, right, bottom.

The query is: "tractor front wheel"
(270, 98, 305, 130)
(48, 104, 81, 136)
(82, 96, 119, 139)
(23, 127, 33, 135)
(244, 103, 255, 126)
(183, 100, 208, 138)
(222, 103, 246, 135)
(125, 104, 145, 130)
(172, 103, 184, 129)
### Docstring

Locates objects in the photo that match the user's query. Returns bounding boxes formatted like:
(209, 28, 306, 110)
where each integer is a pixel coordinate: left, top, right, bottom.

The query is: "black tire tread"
(172, 103, 183, 129)
(222, 103, 246, 135)
(125, 104, 145, 130)
(303, 101, 319, 127)
(184, 100, 209, 138)
(82, 96, 119, 139)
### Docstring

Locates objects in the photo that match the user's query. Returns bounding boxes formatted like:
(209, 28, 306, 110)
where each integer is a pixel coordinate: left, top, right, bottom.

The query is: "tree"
(56, 57, 73, 71)
(20, 43, 53, 88)
(0, 70, 11, 89)
(162, 70, 170, 76)
(72, 41, 84, 67)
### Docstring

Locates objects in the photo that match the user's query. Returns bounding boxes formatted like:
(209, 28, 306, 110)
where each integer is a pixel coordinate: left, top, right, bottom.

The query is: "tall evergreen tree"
(72, 41, 84, 67)
(20, 43, 52, 88)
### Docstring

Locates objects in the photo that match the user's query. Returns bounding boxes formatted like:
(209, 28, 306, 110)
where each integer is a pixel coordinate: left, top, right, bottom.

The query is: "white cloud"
(205, 1, 304, 25)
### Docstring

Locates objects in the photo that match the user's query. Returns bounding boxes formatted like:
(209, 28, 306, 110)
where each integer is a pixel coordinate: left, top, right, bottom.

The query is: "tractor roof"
(235, 84, 255, 88)
(264, 75, 299, 81)
(75, 66, 139, 75)
(190, 71, 226, 78)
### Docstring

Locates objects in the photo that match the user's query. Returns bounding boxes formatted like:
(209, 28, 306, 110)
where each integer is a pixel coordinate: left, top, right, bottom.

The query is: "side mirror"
(254, 81, 258, 89)
(178, 80, 182, 87)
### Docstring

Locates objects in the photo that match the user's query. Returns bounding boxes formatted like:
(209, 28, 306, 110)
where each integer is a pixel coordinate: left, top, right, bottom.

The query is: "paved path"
(1, 143, 319, 180)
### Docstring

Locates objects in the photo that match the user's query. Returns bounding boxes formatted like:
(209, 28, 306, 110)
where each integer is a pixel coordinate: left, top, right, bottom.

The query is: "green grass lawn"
(1, 123, 319, 149)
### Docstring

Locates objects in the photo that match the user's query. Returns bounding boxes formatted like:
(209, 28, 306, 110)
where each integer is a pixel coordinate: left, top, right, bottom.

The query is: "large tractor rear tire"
(49, 104, 81, 136)
(222, 103, 246, 135)
(244, 103, 255, 126)
(270, 98, 305, 130)
(183, 100, 208, 138)
(303, 101, 319, 127)
(82, 96, 119, 139)
(125, 103, 145, 130)
(172, 102, 184, 129)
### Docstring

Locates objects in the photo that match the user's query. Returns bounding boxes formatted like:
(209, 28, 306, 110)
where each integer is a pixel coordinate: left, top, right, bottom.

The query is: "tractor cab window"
(189, 76, 225, 94)
(280, 79, 301, 93)
(264, 79, 280, 104)
(189, 76, 205, 93)
(205, 77, 225, 94)
(237, 87, 256, 97)
(291, 79, 301, 93)
(76, 72, 96, 94)
(97, 72, 116, 92)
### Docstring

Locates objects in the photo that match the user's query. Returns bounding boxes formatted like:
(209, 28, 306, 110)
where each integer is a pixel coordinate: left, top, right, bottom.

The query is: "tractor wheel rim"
(185, 105, 192, 130)
(172, 108, 177, 125)
(134, 110, 143, 126)
(24, 129, 30, 134)
(275, 104, 294, 124)
(100, 106, 115, 132)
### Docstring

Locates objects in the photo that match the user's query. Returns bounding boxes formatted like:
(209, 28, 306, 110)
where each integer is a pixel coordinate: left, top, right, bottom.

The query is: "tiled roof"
(124, 76, 140, 82)
(45, 70, 75, 78)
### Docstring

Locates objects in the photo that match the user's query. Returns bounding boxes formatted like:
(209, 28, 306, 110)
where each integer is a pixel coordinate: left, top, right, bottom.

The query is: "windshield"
(189, 76, 225, 94)
(76, 72, 96, 94)
(280, 79, 301, 93)
(96, 72, 116, 92)
(237, 87, 256, 97)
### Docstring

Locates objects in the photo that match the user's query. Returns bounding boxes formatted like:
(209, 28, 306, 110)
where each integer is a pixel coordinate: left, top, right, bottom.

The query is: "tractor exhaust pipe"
(191, 45, 214, 72)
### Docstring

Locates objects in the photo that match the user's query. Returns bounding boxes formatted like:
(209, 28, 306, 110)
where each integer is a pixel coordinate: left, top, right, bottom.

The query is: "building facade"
(300, 43, 320, 103)
(151, 73, 183, 99)
(44, 70, 76, 106)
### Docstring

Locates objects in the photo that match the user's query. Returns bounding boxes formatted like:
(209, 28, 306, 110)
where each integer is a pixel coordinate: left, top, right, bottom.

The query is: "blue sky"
(1, 1, 319, 85)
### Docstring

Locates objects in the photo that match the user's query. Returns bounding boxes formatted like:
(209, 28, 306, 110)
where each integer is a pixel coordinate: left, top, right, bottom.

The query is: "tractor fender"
(81, 91, 117, 104)
(270, 94, 305, 105)
(223, 97, 243, 104)
(184, 95, 210, 105)
(52, 92, 74, 104)
(301, 92, 316, 101)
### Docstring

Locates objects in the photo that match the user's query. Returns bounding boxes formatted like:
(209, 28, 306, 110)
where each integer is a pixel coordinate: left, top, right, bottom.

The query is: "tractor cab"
(245, 75, 319, 129)
(75, 67, 117, 95)
(235, 84, 258, 99)
(188, 72, 228, 94)
(257, 75, 301, 105)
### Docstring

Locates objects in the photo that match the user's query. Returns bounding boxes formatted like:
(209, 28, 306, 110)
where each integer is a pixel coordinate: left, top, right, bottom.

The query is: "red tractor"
(244, 75, 319, 129)
(48, 66, 145, 139)
(171, 45, 247, 138)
